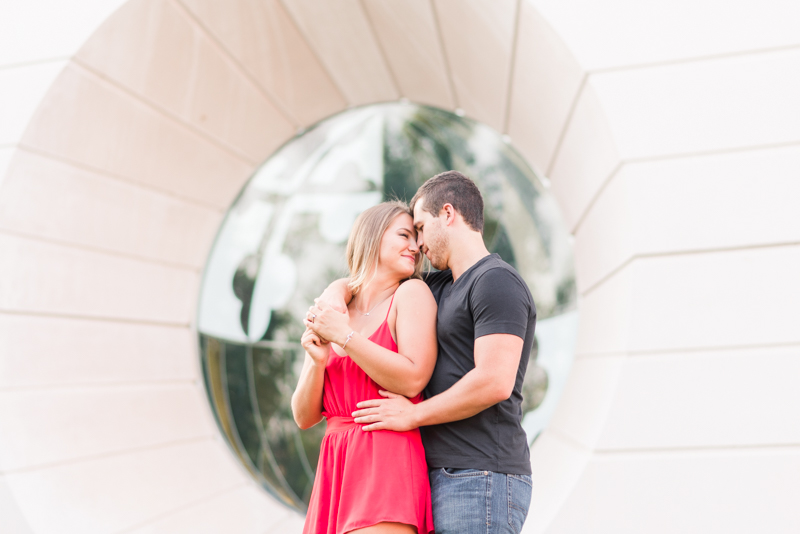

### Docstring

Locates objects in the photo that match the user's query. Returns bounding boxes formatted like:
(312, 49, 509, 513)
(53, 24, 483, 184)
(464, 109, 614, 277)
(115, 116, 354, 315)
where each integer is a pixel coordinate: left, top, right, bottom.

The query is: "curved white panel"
(179, 0, 347, 127)
(433, 0, 517, 130)
(279, 0, 398, 105)
(531, 0, 800, 70)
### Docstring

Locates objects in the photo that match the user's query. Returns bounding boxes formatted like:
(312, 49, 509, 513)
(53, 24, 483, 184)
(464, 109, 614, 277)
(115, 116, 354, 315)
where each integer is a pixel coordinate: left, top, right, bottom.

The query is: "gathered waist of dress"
(323, 415, 424, 439)
(325, 416, 358, 435)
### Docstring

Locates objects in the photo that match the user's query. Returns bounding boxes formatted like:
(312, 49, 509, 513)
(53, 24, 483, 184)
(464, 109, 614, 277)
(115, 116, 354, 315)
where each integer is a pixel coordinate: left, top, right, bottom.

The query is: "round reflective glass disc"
(197, 103, 578, 512)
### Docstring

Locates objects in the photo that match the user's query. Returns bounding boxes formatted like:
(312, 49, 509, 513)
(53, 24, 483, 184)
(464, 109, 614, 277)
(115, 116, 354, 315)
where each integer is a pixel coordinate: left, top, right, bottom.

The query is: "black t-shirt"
(422, 254, 536, 475)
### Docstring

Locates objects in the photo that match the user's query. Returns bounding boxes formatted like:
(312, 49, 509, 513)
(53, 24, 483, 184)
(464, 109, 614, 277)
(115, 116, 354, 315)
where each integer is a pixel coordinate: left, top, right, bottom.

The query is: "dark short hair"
(410, 170, 484, 232)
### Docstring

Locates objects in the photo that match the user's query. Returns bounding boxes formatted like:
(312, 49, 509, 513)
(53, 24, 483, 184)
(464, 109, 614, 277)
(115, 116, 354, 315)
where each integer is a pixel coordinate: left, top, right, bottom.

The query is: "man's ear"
(441, 203, 456, 226)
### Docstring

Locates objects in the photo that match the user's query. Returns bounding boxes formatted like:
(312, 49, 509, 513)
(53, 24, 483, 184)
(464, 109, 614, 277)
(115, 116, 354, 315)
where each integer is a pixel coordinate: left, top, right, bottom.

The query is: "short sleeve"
(471, 267, 532, 340)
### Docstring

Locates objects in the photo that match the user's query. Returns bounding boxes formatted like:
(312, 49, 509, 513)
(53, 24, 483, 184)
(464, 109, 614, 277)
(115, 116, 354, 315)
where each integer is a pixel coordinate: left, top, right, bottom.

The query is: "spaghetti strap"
(384, 291, 396, 321)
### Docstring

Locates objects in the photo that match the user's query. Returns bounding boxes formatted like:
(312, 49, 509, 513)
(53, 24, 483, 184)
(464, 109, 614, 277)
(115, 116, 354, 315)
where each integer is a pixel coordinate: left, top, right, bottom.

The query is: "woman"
(291, 201, 438, 534)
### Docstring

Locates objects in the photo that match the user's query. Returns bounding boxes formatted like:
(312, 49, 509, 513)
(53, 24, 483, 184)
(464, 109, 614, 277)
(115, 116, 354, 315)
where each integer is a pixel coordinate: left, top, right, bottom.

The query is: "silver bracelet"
(341, 330, 355, 349)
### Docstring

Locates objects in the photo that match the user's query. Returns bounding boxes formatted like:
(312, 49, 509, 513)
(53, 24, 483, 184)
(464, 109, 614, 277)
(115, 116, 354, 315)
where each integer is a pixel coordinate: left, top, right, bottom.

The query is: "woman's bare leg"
(348, 522, 418, 534)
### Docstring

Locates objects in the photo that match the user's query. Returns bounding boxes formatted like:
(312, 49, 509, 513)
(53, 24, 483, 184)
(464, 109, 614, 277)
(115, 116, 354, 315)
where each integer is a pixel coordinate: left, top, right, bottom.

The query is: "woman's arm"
(308, 280, 438, 398)
(291, 329, 329, 430)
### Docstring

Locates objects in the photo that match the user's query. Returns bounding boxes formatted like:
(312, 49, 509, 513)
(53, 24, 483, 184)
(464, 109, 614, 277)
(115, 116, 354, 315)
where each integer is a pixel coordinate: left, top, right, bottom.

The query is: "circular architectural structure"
(1, 1, 799, 533)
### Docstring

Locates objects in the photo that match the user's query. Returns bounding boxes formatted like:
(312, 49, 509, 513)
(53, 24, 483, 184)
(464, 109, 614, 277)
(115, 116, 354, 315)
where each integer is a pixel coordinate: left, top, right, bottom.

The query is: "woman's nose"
(409, 239, 419, 252)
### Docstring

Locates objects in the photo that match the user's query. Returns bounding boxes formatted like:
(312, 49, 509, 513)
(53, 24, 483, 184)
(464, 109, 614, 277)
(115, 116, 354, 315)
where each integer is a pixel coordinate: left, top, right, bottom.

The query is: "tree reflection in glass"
(197, 104, 577, 512)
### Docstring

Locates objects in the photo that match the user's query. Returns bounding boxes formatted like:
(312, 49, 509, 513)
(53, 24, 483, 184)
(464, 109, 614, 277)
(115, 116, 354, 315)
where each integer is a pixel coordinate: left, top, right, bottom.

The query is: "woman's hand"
(301, 328, 330, 366)
(305, 301, 352, 346)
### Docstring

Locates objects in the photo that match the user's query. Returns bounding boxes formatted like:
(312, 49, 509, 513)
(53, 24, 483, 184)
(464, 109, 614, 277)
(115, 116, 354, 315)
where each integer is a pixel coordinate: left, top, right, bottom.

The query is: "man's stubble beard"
(426, 228, 450, 271)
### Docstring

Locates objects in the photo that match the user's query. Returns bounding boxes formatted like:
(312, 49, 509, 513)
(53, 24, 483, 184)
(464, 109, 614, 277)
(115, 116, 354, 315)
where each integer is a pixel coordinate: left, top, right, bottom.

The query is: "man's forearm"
(354, 336, 522, 433)
(410, 368, 506, 427)
(342, 332, 430, 398)
(319, 278, 353, 309)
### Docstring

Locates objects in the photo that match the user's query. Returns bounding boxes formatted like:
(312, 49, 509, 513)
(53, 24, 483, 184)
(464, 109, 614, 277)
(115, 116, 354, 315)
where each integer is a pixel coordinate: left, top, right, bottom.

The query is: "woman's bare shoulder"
(396, 278, 436, 305)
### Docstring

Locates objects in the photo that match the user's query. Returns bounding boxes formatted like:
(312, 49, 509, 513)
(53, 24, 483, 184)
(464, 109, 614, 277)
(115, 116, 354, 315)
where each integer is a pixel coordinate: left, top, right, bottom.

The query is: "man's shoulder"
(470, 257, 534, 306)
(472, 256, 527, 287)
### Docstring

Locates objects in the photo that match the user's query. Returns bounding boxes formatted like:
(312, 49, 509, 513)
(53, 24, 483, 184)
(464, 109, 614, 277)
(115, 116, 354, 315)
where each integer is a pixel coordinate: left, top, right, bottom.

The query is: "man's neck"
(448, 233, 491, 281)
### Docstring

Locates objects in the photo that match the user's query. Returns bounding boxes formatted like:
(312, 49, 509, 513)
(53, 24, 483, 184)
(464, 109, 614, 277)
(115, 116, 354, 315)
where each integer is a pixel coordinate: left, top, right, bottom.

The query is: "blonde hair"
(346, 201, 423, 296)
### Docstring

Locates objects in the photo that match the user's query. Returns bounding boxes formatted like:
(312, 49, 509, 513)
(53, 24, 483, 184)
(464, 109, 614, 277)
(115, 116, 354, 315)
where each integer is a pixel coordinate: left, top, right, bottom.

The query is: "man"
(308, 171, 535, 533)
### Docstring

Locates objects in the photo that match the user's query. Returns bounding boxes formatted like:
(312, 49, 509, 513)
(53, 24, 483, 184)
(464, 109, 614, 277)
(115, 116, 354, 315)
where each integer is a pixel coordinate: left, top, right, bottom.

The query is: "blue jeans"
(429, 468, 532, 534)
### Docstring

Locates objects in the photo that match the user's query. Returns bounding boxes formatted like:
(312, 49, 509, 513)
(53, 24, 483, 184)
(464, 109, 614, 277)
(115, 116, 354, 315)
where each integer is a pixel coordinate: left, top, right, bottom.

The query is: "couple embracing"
(292, 171, 536, 534)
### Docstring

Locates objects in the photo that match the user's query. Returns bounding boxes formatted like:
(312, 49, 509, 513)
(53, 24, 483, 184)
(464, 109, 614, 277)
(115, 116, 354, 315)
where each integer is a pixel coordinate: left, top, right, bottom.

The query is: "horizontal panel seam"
(580, 240, 800, 297)
(1, 435, 214, 475)
(70, 58, 258, 166)
(621, 139, 800, 165)
(0, 380, 201, 393)
(0, 56, 69, 72)
(569, 139, 800, 241)
(595, 442, 800, 457)
(0, 309, 191, 329)
(111, 480, 253, 534)
(15, 144, 228, 212)
(587, 42, 800, 76)
(576, 339, 800, 359)
(0, 227, 204, 272)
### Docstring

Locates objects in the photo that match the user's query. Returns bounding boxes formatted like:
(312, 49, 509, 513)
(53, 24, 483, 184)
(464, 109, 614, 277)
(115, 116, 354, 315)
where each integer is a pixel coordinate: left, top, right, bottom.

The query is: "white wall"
(530, 1, 800, 532)
(1, 0, 798, 532)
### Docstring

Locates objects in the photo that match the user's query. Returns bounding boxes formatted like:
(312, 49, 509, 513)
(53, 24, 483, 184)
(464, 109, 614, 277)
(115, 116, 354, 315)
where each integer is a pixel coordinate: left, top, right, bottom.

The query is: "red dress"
(303, 296, 434, 534)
